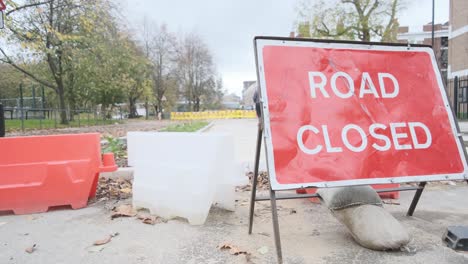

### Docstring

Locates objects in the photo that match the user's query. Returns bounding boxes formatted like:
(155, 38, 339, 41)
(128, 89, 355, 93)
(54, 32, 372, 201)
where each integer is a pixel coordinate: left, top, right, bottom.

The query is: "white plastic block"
(127, 132, 242, 225)
(133, 162, 216, 225)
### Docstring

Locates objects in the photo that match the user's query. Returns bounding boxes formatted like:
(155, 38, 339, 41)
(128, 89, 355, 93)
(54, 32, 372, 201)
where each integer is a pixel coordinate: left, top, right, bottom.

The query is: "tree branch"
(0, 47, 57, 90)
(6, 0, 52, 16)
(381, 0, 398, 41)
(365, 0, 380, 18)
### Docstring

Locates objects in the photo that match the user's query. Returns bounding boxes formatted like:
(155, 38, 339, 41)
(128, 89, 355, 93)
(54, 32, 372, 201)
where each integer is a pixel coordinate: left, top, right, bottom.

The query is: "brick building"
(397, 23, 449, 83)
(448, 0, 468, 79)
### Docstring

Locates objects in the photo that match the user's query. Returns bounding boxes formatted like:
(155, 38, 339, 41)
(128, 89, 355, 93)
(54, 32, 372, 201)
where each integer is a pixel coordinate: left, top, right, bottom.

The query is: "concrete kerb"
(196, 120, 214, 133)
(99, 121, 215, 180)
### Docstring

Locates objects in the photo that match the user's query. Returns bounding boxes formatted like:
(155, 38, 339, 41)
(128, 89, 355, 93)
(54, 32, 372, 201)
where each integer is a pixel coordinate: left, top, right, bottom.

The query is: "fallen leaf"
(93, 236, 112, 246)
(137, 213, 167, 225)
(142, 216, 157, 225)
(120, 188, 132, 194)
(25, 244, 36, 254)
(257, 246, 269, 255)
(218, 242, 249, 255)
(111, 204, 136, 219)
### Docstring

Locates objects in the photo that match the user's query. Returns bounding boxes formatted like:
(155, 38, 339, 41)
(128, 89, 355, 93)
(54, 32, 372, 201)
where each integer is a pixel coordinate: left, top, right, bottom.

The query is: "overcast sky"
(120, 0, 449, 96)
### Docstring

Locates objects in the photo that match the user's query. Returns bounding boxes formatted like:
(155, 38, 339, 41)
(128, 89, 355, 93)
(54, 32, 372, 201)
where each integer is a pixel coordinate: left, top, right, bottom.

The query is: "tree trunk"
(57, 85, 69, 125)
(157, 97, 163, 117)
(153, 105, 159, 119)
(194, 98, 200, 112)
(100, 104, 108, 120)
(144, 99, 149, 120)
(68, 93, 76, 122)
(128, 98, 138, 118)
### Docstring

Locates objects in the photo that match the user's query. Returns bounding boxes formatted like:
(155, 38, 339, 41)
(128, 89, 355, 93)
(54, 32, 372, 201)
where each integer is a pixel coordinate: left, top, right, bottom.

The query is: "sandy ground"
(1, 119, 468, 263)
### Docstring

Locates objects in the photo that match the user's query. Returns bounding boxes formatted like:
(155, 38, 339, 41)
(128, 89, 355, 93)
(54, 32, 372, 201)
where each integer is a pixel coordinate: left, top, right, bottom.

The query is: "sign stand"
(248, 122, 427, 263)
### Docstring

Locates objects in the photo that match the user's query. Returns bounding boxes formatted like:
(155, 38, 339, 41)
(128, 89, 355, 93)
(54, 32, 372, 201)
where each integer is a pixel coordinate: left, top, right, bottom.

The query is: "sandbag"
(318, 186, 410, 250)
(317, 186, 383, 210)
(333, 204, 410, 250)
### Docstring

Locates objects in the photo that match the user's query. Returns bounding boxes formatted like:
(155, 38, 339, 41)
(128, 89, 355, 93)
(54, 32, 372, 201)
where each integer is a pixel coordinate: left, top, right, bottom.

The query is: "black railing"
(1, 107, 125, 133)
(449, 76, 468, 119)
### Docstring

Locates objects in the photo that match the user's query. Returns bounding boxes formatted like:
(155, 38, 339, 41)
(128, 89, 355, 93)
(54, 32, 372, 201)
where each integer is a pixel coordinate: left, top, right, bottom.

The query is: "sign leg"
(248, 125, 263, 234)
(270, 189, 283, 264)
(406, 182, 427, 216)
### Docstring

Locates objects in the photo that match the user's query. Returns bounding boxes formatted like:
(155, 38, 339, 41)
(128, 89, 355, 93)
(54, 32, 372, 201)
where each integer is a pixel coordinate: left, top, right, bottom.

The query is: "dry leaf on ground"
(218, 242, 249, 255)
(120, 188, 132, 194)
(111, 204, 136, 219)
(94, 178, 133, 202)
(93, 233, 119, 246)
(25, 244, 36, 254)
(136, 214, 167, 225)
(93, 236, 111, 246)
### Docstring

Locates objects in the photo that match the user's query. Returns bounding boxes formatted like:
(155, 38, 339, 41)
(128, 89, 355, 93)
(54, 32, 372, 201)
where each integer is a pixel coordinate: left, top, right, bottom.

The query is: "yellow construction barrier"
(170, 110, 257, 120)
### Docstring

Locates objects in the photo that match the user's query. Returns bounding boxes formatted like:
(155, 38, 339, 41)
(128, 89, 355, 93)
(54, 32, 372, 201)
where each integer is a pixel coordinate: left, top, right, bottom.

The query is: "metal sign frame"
(248, 36, 468, 264)
(255, 37, 468, 191)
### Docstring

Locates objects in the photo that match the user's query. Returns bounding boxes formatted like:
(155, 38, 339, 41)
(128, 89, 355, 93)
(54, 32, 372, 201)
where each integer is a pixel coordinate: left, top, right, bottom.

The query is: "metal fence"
(448, 76, 468, 120)
(1, 107, 125, 132)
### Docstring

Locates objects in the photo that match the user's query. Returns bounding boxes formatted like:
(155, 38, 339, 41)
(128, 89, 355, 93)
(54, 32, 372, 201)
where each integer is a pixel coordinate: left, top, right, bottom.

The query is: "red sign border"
(254, 37, 468, 191)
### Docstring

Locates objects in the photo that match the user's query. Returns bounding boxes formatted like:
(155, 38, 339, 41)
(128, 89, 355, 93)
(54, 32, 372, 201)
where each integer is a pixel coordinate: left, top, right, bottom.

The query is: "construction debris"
(238, 171, 270, 192)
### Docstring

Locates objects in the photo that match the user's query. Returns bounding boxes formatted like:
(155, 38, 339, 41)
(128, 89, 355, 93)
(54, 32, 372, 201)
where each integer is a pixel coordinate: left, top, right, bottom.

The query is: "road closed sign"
(254, 37, 468, 190)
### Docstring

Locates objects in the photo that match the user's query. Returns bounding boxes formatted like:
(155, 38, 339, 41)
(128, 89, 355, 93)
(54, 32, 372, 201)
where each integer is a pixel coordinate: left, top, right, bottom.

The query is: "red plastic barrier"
(0, 133, 117, 214)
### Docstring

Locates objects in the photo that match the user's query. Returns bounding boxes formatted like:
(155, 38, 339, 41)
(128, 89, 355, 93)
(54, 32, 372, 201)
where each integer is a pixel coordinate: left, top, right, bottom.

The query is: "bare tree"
(175, 33, 217, 112)
(147, 23, 177, 115)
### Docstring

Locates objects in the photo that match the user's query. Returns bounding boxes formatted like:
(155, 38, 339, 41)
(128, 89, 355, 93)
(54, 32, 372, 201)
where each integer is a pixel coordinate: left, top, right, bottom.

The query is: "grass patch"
(160, 121, 209, 132)
(5, 118, 120, 132)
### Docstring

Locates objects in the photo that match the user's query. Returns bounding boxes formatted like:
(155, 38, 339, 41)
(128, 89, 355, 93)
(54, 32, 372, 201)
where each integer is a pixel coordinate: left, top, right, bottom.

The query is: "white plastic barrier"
(127, 132, 245, 225)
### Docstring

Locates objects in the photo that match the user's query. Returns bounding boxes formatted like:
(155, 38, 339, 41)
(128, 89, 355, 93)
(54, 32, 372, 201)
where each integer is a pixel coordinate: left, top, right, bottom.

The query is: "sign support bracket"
(406, 181, 427, 216)
(247, 121, 430, 264)
(248, 122, 284, 263)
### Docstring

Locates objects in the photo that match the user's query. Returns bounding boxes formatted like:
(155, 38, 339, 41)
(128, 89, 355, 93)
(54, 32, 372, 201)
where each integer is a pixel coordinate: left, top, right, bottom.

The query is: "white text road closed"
(297, 122, 432, 154)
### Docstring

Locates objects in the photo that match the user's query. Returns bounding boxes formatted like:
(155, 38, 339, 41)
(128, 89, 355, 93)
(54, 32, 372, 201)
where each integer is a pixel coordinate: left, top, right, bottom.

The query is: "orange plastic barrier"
(0, 133, 117, 214)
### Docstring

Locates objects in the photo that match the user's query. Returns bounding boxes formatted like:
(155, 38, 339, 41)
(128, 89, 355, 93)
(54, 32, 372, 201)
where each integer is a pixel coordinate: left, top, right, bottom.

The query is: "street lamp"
(431, 0, 435, 48)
